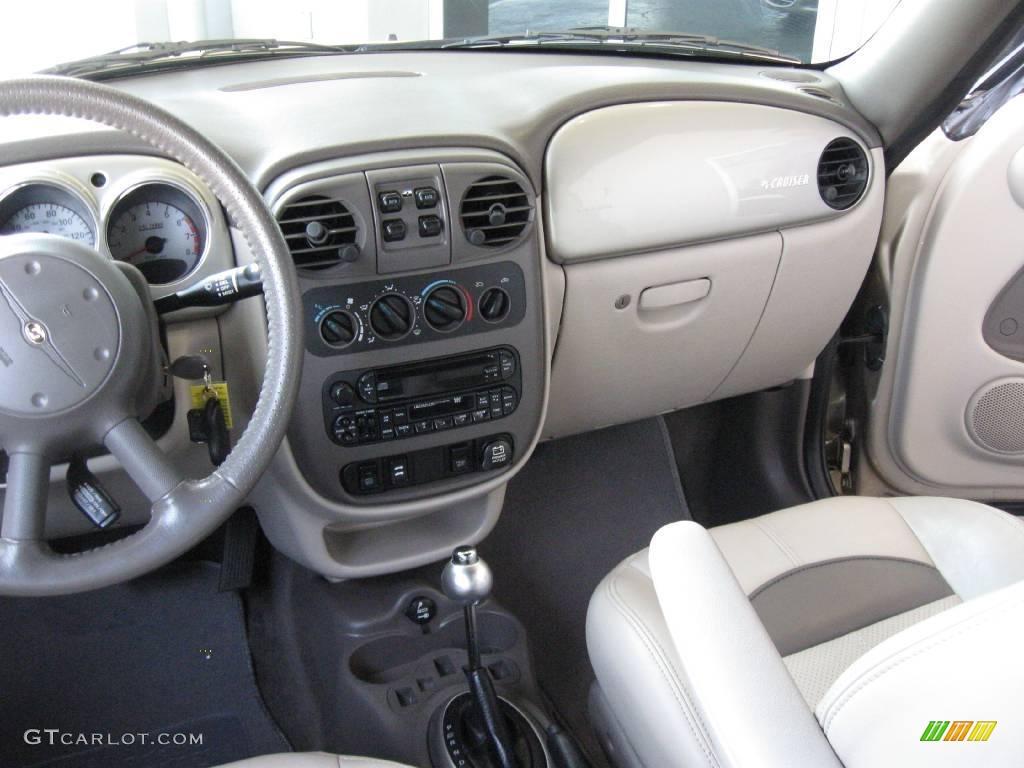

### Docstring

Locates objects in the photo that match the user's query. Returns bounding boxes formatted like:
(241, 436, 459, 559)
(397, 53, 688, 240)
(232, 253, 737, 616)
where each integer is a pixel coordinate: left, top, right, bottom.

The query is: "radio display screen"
(375, 353, 496, 401)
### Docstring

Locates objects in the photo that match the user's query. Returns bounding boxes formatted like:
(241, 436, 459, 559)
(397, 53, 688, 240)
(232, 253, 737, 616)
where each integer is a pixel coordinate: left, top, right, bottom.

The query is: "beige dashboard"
(0, 51, 886, 578)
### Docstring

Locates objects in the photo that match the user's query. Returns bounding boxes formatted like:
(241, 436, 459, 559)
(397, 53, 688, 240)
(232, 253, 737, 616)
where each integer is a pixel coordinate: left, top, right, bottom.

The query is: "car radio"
(323, 347, 521, 446)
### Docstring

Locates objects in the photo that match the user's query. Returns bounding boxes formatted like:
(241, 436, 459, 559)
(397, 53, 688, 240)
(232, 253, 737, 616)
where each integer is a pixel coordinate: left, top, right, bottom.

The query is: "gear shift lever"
(442, 546, 518, 768)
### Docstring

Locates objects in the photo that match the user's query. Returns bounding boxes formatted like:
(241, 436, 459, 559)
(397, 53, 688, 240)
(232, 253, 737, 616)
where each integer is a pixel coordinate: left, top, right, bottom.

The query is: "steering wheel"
(0, 77, 301, 596)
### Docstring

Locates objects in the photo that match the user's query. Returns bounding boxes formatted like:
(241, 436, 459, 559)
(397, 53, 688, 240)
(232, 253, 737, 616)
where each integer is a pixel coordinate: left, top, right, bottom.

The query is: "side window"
(944, 27, 1024, 141)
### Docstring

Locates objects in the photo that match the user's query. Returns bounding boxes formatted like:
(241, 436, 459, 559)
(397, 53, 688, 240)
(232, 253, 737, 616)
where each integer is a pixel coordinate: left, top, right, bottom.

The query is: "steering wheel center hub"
(0, 236, 127, 417)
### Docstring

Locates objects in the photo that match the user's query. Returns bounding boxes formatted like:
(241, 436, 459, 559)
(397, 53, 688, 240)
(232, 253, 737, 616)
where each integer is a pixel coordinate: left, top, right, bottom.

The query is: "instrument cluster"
(0, 155, 231, 294)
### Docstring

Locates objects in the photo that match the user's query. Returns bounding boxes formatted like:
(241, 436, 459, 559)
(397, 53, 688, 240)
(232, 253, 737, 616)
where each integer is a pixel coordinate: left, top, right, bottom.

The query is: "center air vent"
(817, 138, 869, 210)
(460, 176, 532, 248)
(276, 195, 359, 270)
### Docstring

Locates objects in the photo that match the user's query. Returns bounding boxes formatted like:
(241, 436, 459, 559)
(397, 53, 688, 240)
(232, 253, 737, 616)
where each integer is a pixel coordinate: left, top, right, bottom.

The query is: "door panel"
(866, 97, 1024, 499)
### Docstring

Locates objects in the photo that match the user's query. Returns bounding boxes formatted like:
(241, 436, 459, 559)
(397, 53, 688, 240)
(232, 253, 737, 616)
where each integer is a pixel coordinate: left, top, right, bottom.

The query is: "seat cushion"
(214, 753, 414, 768)
(586, 496, 1024, 768)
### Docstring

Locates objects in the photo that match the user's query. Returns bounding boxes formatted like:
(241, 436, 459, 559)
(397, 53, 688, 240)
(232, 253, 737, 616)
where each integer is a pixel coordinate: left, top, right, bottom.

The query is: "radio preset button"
(434, 416, 454, 431)
(472, 408, 490, 423)
(396, 424, 413, 438)
(414, 420, 433, 434)
(453, 413, 471, 427)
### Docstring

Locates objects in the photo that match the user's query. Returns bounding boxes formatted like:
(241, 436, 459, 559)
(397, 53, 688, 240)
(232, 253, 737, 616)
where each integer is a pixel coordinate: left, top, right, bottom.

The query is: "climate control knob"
(478, 287, 511, 323)
(319, 309, 357, 348)
(369, 293, 415, 340)
(424, 285, 467, 332)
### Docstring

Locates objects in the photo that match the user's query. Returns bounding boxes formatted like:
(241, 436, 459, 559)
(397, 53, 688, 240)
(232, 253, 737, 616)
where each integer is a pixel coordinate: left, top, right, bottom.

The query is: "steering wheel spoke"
(1, 452, 51, 541)
(103, 418, 185, 502)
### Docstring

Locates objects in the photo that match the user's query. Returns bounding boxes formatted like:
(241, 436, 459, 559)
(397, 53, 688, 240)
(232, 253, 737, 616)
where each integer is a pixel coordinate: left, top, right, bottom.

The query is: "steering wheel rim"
(0, 76, 302, 596)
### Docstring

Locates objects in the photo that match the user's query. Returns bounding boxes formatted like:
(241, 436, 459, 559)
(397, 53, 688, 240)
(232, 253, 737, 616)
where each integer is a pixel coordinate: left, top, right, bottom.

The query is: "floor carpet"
(0, 561, 289, 768)
(484, 417, 691, 765)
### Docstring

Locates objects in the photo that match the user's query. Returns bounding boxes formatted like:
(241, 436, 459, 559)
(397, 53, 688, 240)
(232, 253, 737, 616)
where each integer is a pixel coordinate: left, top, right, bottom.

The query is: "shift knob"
(442, 546, 493, 605)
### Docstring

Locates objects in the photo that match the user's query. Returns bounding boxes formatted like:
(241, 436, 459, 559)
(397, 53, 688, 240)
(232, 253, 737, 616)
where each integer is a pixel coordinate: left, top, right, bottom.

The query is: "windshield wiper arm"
(442, 27, 799, 63)
(42, 39, 352, 78)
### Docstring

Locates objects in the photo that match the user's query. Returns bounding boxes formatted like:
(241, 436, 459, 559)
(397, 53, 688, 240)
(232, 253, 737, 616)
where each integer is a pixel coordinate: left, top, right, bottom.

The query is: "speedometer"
(107, 183, 207, 284)
(0, 184, 96, 246)
(1, 203, 96, 245)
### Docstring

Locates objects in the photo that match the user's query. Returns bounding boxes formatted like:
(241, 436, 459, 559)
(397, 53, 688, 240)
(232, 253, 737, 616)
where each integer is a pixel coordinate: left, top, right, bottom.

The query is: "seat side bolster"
(586, 551, 720, 768)
(648, 521, 843, 768)
(887, 496, 1024, 598)
(817, 580, 1024, 768)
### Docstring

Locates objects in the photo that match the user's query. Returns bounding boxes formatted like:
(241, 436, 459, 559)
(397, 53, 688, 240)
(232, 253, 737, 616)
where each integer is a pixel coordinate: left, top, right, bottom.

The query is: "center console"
(252, 149, 547, 579)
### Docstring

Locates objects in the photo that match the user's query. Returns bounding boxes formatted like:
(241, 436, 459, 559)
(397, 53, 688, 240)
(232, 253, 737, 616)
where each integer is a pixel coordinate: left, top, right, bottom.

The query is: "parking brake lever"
(154, 264, 262, 314)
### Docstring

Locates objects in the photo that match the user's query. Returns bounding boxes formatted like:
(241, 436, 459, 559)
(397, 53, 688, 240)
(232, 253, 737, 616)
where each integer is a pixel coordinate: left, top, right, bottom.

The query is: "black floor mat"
(0, 561, 289, 768)
(484, 417, 690, 766)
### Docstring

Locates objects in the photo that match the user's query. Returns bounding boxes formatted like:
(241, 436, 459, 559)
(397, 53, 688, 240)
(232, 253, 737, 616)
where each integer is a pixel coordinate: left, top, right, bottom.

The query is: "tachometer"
(0, 184, 96, 246)
(107, 183, 207, 284)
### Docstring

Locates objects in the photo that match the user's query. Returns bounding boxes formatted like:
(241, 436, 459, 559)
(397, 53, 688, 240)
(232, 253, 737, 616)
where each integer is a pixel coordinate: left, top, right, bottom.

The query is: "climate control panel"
(303, 261, 526, 356)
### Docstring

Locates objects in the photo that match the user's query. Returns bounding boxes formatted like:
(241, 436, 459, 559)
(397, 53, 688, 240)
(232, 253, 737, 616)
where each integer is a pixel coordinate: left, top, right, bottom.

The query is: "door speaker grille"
(968, 379, 1024, 454)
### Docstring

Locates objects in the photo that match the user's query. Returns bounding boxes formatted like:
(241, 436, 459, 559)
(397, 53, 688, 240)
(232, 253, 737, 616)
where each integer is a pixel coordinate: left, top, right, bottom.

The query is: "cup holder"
(349, 611, 518, 685)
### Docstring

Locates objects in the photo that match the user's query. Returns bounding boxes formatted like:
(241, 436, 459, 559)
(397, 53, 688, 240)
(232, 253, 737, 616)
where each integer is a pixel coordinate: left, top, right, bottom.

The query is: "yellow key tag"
(189, 382, 234, 430)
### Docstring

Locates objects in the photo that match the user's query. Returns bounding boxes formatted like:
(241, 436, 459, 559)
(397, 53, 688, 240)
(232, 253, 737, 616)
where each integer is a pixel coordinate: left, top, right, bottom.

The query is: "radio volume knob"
(424, 286, 467, 332)
(319, 309, 357, 348)
(478, 287, 511, 323)
(369, 293, 414, 340)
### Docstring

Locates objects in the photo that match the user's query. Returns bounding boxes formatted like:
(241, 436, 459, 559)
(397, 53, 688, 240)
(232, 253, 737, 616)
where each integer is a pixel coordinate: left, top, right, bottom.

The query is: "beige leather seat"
(216, 753, 412, 767)
(587, 497, 1024, 768)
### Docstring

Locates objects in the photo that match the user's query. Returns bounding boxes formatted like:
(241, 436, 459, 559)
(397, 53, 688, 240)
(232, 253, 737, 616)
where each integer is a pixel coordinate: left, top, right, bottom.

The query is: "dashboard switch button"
(379, 191, 403, 213)
(450, 444, 472, 474)
(382, 218, 407, 242)
(415, 187, 439, 209)
(418, 215, 443, 238)
(357, 462, 382, 492)
(388, 457, 411, 486)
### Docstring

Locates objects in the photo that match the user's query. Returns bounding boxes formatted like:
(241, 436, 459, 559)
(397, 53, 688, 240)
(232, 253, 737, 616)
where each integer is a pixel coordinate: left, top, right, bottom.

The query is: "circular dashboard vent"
(460, 176, 533, 248)
(276, 195, 358, 270)
(817, 138, 869, 210)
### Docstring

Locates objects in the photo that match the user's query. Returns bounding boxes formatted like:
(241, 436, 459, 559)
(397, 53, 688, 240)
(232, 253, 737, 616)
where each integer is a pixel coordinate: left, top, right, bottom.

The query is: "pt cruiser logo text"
(920, 720, 997, 742)
(760, 174, 810, 190)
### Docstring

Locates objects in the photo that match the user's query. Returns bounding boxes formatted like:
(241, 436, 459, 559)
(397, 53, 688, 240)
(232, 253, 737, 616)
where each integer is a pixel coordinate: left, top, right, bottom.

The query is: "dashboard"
(0, 50, 886, 579)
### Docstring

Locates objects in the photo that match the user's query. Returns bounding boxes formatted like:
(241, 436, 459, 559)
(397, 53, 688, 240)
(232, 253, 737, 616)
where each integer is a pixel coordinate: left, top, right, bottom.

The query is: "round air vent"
(460, 176, 533, 248)
(817, 138, 869, 210)
(276, 195, 359, 270)
(967, 378, 1024, 455)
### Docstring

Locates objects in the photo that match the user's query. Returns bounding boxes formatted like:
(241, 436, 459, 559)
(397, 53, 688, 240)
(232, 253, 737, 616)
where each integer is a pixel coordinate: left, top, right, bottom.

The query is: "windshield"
(1, 0, 902, 77)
